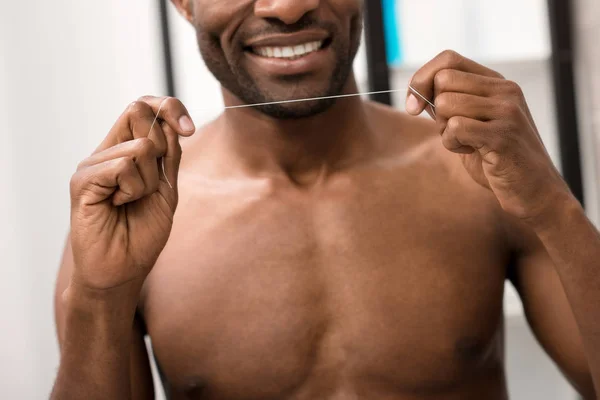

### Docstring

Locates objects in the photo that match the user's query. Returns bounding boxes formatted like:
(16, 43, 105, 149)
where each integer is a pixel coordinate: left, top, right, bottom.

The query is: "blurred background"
(1, 0, 599, 399)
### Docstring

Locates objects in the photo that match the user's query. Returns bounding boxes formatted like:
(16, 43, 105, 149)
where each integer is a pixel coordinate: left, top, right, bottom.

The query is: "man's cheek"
(193, 0, 252, 31)
(329, 0, 364, 17)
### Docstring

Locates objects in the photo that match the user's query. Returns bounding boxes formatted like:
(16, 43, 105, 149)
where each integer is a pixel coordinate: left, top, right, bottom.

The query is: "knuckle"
(163, 96, 177, 106)
(410, 76, 425, 88)
(434, 69, 454, 90)
(132, 137, 155, 157)
(409, 71, 427, 88)
(116, 156, 135, 172)
(500, 100, 522, 116)
(446, 117, 464, 132)
(503, 80, 523, 96)
(440, 49, 462, 64)
(69, 171, 84, 194)
(434, 93, 452, 110)
(127, 100, 150, 117)
(164, 96, 184, 112)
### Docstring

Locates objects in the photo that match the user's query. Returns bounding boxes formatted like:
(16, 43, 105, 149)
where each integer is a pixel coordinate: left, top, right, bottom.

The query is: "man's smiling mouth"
(250, 40, 327, 60)
(244, 30, 333, 61)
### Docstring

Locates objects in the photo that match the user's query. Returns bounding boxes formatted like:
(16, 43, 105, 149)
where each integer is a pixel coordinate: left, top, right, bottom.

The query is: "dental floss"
(148, 98, 173, 189)
(149, 86, 436, 186)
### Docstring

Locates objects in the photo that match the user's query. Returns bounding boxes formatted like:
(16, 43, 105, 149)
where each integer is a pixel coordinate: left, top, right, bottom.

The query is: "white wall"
(0, 1, 165, 398)
(398, 0, 551, 66)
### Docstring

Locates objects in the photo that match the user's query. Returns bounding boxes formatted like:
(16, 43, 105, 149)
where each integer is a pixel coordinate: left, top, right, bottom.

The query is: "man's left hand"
(406, 50, 576, 226)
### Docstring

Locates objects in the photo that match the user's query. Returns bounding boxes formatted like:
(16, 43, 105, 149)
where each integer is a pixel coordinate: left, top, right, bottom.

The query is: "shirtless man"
(51, 1, 600, 399)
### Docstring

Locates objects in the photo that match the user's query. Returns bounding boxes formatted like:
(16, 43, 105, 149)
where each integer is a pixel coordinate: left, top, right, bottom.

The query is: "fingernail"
(406, 94, 420, 115)
(179, 115, 195, 133)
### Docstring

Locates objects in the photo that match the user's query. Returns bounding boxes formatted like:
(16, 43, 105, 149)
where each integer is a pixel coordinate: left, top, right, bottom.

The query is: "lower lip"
(245, 46, 332, 76)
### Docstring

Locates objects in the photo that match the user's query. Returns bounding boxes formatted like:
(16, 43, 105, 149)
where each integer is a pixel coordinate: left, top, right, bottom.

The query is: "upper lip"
(244, 30, 330, 48)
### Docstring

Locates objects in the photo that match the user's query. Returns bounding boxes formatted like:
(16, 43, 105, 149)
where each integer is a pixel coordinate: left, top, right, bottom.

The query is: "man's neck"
(209, 77, 377, 186)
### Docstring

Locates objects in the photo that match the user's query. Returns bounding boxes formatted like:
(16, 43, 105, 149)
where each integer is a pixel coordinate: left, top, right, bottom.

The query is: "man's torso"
(139, 103, 513, 399)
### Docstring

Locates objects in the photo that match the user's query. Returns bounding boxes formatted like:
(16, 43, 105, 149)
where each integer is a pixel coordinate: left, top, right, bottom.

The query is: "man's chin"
(254, 97, 337, 120)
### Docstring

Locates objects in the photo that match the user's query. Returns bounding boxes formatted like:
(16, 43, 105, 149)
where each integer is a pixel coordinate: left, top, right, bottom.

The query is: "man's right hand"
(68, 96, 195, 293)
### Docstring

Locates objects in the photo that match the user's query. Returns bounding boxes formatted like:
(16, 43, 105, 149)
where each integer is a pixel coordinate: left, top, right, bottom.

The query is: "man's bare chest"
(139, 172, 510, 398)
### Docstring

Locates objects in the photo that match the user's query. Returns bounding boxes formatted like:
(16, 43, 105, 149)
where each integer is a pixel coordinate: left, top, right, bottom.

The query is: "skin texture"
(53, 1, 600, 399)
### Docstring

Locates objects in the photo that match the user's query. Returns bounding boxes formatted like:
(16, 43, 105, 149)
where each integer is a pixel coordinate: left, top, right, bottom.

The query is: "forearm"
(51, 283, 139, 400)
(532, 195, 600, 392)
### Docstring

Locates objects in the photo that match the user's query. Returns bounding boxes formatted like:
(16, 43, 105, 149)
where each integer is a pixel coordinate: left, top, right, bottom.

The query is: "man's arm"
(52, 235, 154, 400)
(531, 196, 600, 394)
(52, 95, 192, 399)
(403, 49, 600, 395)
(505, 199, 599, 399)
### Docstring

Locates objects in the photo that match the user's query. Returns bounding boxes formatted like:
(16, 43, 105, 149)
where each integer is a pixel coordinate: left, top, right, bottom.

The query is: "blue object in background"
(382, 0, 403, 66)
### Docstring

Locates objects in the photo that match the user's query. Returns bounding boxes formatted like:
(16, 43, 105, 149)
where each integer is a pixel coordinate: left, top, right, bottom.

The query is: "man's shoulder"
(178, 115, 223, 166)
(365, 100, 451, 168)
(366, 100, 506, 216)
(366, 100, 438, 140)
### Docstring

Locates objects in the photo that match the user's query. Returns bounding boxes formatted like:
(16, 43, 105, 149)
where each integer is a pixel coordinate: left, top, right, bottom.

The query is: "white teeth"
(252, 40, 323, 59)
(282, 47, 294, 57)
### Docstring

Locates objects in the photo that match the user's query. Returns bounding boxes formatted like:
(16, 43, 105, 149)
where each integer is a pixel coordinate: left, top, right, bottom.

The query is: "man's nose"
(254, 0, 320, 25)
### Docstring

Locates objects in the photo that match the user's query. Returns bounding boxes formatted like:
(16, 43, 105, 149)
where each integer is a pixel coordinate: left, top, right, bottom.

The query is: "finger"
(406, 50, 504, 115)
(95, 96, 195, 154)
(135, 144, 161, 198)
(96, 100, 169, 154)
(79, 138, 161, 169)
(441, 116, 489, 153)
(433, 76, 544, 150)
(80, 137, 162, 198)
(160, 121, 183, 193)
(432, 69, 506, 99)
(137, 96, 196, 137)
(111, 158, 149, 206)
(435, 92, 507, 122)
(71, 157, 146, 208)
